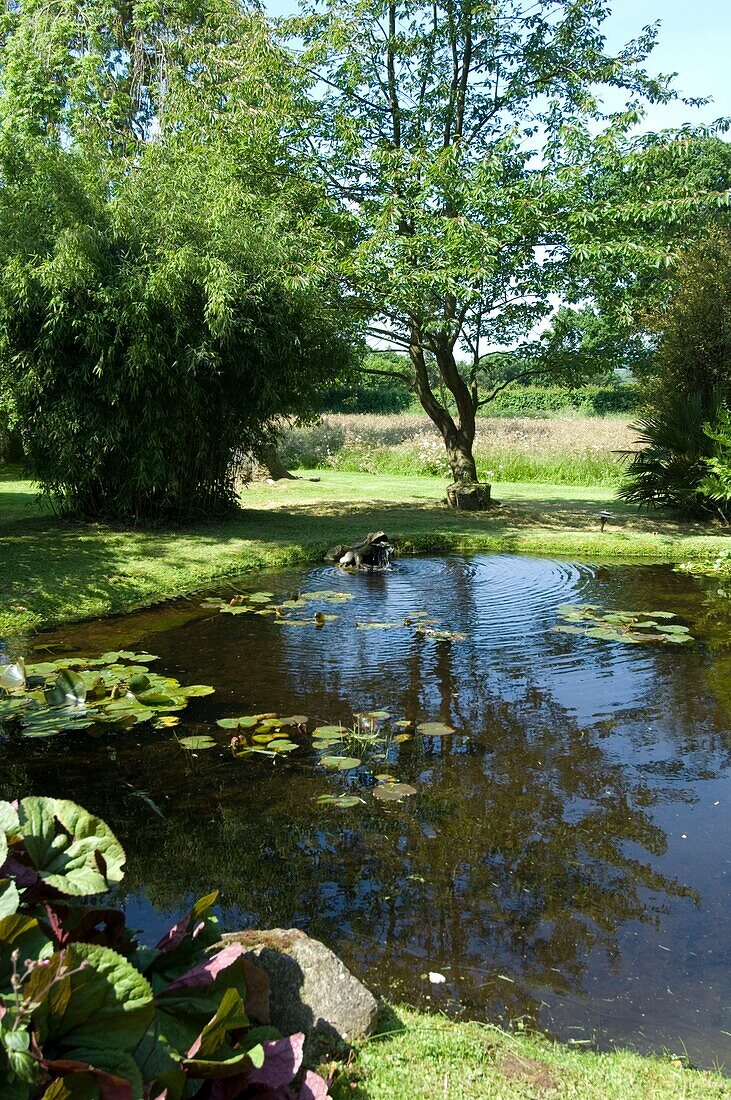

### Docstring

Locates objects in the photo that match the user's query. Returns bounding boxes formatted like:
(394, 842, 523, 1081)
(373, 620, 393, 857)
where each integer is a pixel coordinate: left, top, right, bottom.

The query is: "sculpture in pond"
(325, 531, 393, 571)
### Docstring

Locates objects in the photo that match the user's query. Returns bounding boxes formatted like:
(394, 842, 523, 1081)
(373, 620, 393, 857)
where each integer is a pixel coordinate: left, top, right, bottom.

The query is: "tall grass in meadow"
(278, 414, 638, 486)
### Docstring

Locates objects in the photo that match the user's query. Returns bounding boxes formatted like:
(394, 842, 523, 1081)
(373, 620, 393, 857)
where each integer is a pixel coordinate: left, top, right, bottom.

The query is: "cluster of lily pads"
(356, 611, 467, 642)
(202, 589, 353, 627)
(203, 589, 468, 642)
(0, 651, 214, 738)
(553, 605, 694, 645)
(204, 707, 457, 809)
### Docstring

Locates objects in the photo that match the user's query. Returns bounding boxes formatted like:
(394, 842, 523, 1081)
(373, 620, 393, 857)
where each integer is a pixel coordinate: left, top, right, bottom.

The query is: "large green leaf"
(28, 944, 154, 1052)
(44, 670, 87, 707)
(188, 987, 248, 1059)
(18, 798, 126, 895)
(0, 877, 20, 918)
(131, 1020, 185, 1100)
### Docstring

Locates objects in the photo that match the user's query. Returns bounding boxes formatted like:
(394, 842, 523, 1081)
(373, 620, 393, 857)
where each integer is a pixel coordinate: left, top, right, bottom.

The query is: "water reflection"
(1, 554, 729, 1067)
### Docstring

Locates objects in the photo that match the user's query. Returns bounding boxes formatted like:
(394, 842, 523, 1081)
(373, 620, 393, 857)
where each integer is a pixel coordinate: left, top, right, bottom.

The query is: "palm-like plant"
(618, 390, 726, 516)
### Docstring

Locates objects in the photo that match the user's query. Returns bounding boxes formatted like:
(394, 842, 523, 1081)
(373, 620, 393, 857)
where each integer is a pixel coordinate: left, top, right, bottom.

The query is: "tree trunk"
(260, 443, 297, 481)
(407, 327, 491, 507)
(444, 431, 478, 483)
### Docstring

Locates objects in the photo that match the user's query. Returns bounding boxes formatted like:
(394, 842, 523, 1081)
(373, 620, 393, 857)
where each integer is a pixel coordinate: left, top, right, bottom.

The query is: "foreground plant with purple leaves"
(0, 797, 331, 1099)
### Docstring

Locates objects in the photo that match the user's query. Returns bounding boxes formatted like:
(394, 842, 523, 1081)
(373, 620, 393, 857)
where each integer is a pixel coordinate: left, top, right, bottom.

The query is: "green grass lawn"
(2, 465, 730, 640)
(329, 1007, 731, 1099)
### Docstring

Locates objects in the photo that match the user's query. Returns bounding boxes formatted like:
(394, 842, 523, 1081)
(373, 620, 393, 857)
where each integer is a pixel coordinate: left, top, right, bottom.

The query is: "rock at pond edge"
(221, 928, 378, 1045)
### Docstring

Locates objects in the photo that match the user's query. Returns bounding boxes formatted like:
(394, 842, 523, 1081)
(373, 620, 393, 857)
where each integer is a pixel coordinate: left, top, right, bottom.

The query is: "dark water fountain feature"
(1, 553, 729, 1069)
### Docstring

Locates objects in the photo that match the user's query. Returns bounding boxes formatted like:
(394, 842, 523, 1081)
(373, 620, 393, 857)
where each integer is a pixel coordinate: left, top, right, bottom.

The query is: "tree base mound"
(446, 481, 492, 510)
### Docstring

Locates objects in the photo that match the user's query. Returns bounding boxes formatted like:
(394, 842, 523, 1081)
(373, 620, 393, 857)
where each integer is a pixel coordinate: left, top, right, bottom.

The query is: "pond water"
(1, 554, 730, 1068)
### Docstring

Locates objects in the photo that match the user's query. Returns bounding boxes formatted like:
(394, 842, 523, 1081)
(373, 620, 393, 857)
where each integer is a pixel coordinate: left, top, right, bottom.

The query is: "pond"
(1, 553, 730, 1069)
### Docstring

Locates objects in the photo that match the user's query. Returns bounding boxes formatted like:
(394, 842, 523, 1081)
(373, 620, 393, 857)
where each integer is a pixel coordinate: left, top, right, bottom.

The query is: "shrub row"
(475, 384, 641, 417)
(320, 383, 640, 418)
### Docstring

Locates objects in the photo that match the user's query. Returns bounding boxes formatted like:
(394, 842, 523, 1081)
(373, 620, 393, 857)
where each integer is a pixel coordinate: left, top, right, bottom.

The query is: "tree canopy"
(0, 0, 355, 518)
(284, 0, 731, 487)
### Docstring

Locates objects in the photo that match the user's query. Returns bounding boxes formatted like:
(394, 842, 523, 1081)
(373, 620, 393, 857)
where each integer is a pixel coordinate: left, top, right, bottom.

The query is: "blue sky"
(265, 0, 729, 131)
(603, 0, 730, 130)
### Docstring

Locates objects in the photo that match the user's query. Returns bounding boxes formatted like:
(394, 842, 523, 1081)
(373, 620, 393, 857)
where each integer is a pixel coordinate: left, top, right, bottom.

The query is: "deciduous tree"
(287, 0, 729, 496)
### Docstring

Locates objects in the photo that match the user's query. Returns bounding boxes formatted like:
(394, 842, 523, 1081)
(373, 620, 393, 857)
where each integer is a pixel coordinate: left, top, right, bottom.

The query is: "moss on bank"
(1, 467, 730, 640)
(329, 1006, 730, 1099)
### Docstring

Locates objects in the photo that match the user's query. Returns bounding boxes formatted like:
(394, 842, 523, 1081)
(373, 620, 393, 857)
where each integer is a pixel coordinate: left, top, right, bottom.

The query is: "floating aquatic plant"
(355, 618, 466, 642)
(372, 779, 417, 801)
(316, 793, 365, 808)
(211, 588, 354, 629)
(553, 604, 694, 645)
(0, 653, 214, 738)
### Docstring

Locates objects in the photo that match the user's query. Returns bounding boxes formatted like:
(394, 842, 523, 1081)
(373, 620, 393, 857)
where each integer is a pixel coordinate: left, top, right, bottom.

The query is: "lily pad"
(320, 755, 362, 770)
(417, 722, 455, 736)
(268, 739, 298, 752)
(312, 725, 348, 737)
(356, 621, 403, 631)
(44, 668, 87, 707)
(178, 735, 217, 750)
(22, 707, 96, 738)
(555, 604, 693, 646)
(373, 782, 417, 801)
(414, 627, 468, 641)
(154, 715, 180, 729)
(216, 716, 259, 730)
(300, 590, 354, 603)
(315, 794, 365, 808)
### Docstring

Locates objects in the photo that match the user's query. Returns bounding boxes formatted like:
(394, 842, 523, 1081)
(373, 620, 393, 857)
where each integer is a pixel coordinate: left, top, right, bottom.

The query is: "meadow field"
(279, 414, 638, 486)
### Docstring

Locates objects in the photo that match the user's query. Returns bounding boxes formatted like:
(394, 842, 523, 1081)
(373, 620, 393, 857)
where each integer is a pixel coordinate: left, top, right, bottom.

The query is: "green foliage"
(319, 352, 412, 414)
(473, 385, 640, 418)
(0, 796, 329, 1099)
(285, 0, 729, 484)
(531, 308, 654, 385)
(620, 229, 731, 518)
(0, 651, 213, 739)
(0, 0, 355, 520)
(642, 226, 731, 411)
(699, 408, 731, 516)
(618, 391, 727, 516)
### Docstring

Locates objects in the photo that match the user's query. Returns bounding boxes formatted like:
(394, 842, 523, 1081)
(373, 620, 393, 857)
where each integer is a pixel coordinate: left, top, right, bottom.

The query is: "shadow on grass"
(2, 479, 728, 641)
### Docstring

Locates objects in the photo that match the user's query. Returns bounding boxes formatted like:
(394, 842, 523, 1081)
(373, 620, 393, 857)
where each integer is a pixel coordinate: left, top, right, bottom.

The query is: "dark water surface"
(2, 554, 730, 1067)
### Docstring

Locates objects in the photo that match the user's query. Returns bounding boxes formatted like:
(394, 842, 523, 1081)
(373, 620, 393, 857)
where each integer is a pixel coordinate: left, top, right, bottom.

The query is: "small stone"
(222, 928, 378, 1046)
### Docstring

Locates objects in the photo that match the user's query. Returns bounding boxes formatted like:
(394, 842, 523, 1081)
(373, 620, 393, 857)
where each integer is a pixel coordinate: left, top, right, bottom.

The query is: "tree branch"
(359, 364, 414, 386)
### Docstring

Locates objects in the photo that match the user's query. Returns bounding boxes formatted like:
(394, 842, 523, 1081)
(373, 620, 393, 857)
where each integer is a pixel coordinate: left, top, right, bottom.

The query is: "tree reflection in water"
(1, 554, 728, 1066)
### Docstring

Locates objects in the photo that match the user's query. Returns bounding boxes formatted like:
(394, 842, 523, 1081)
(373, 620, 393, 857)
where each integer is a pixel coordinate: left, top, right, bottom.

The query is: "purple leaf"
(43, 1058, 133, 1100)
(246, 1034, 304, 1089)
(155, 890, 218, 952)
(162, 944, 245, 994)
(298, 1070, 333, 1100)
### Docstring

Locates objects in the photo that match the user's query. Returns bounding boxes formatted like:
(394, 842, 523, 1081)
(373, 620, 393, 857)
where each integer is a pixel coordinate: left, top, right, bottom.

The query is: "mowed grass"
(329, 1006, 731, 1099)
(1, 465, 730, 641)
(279, 413, 638, 485)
